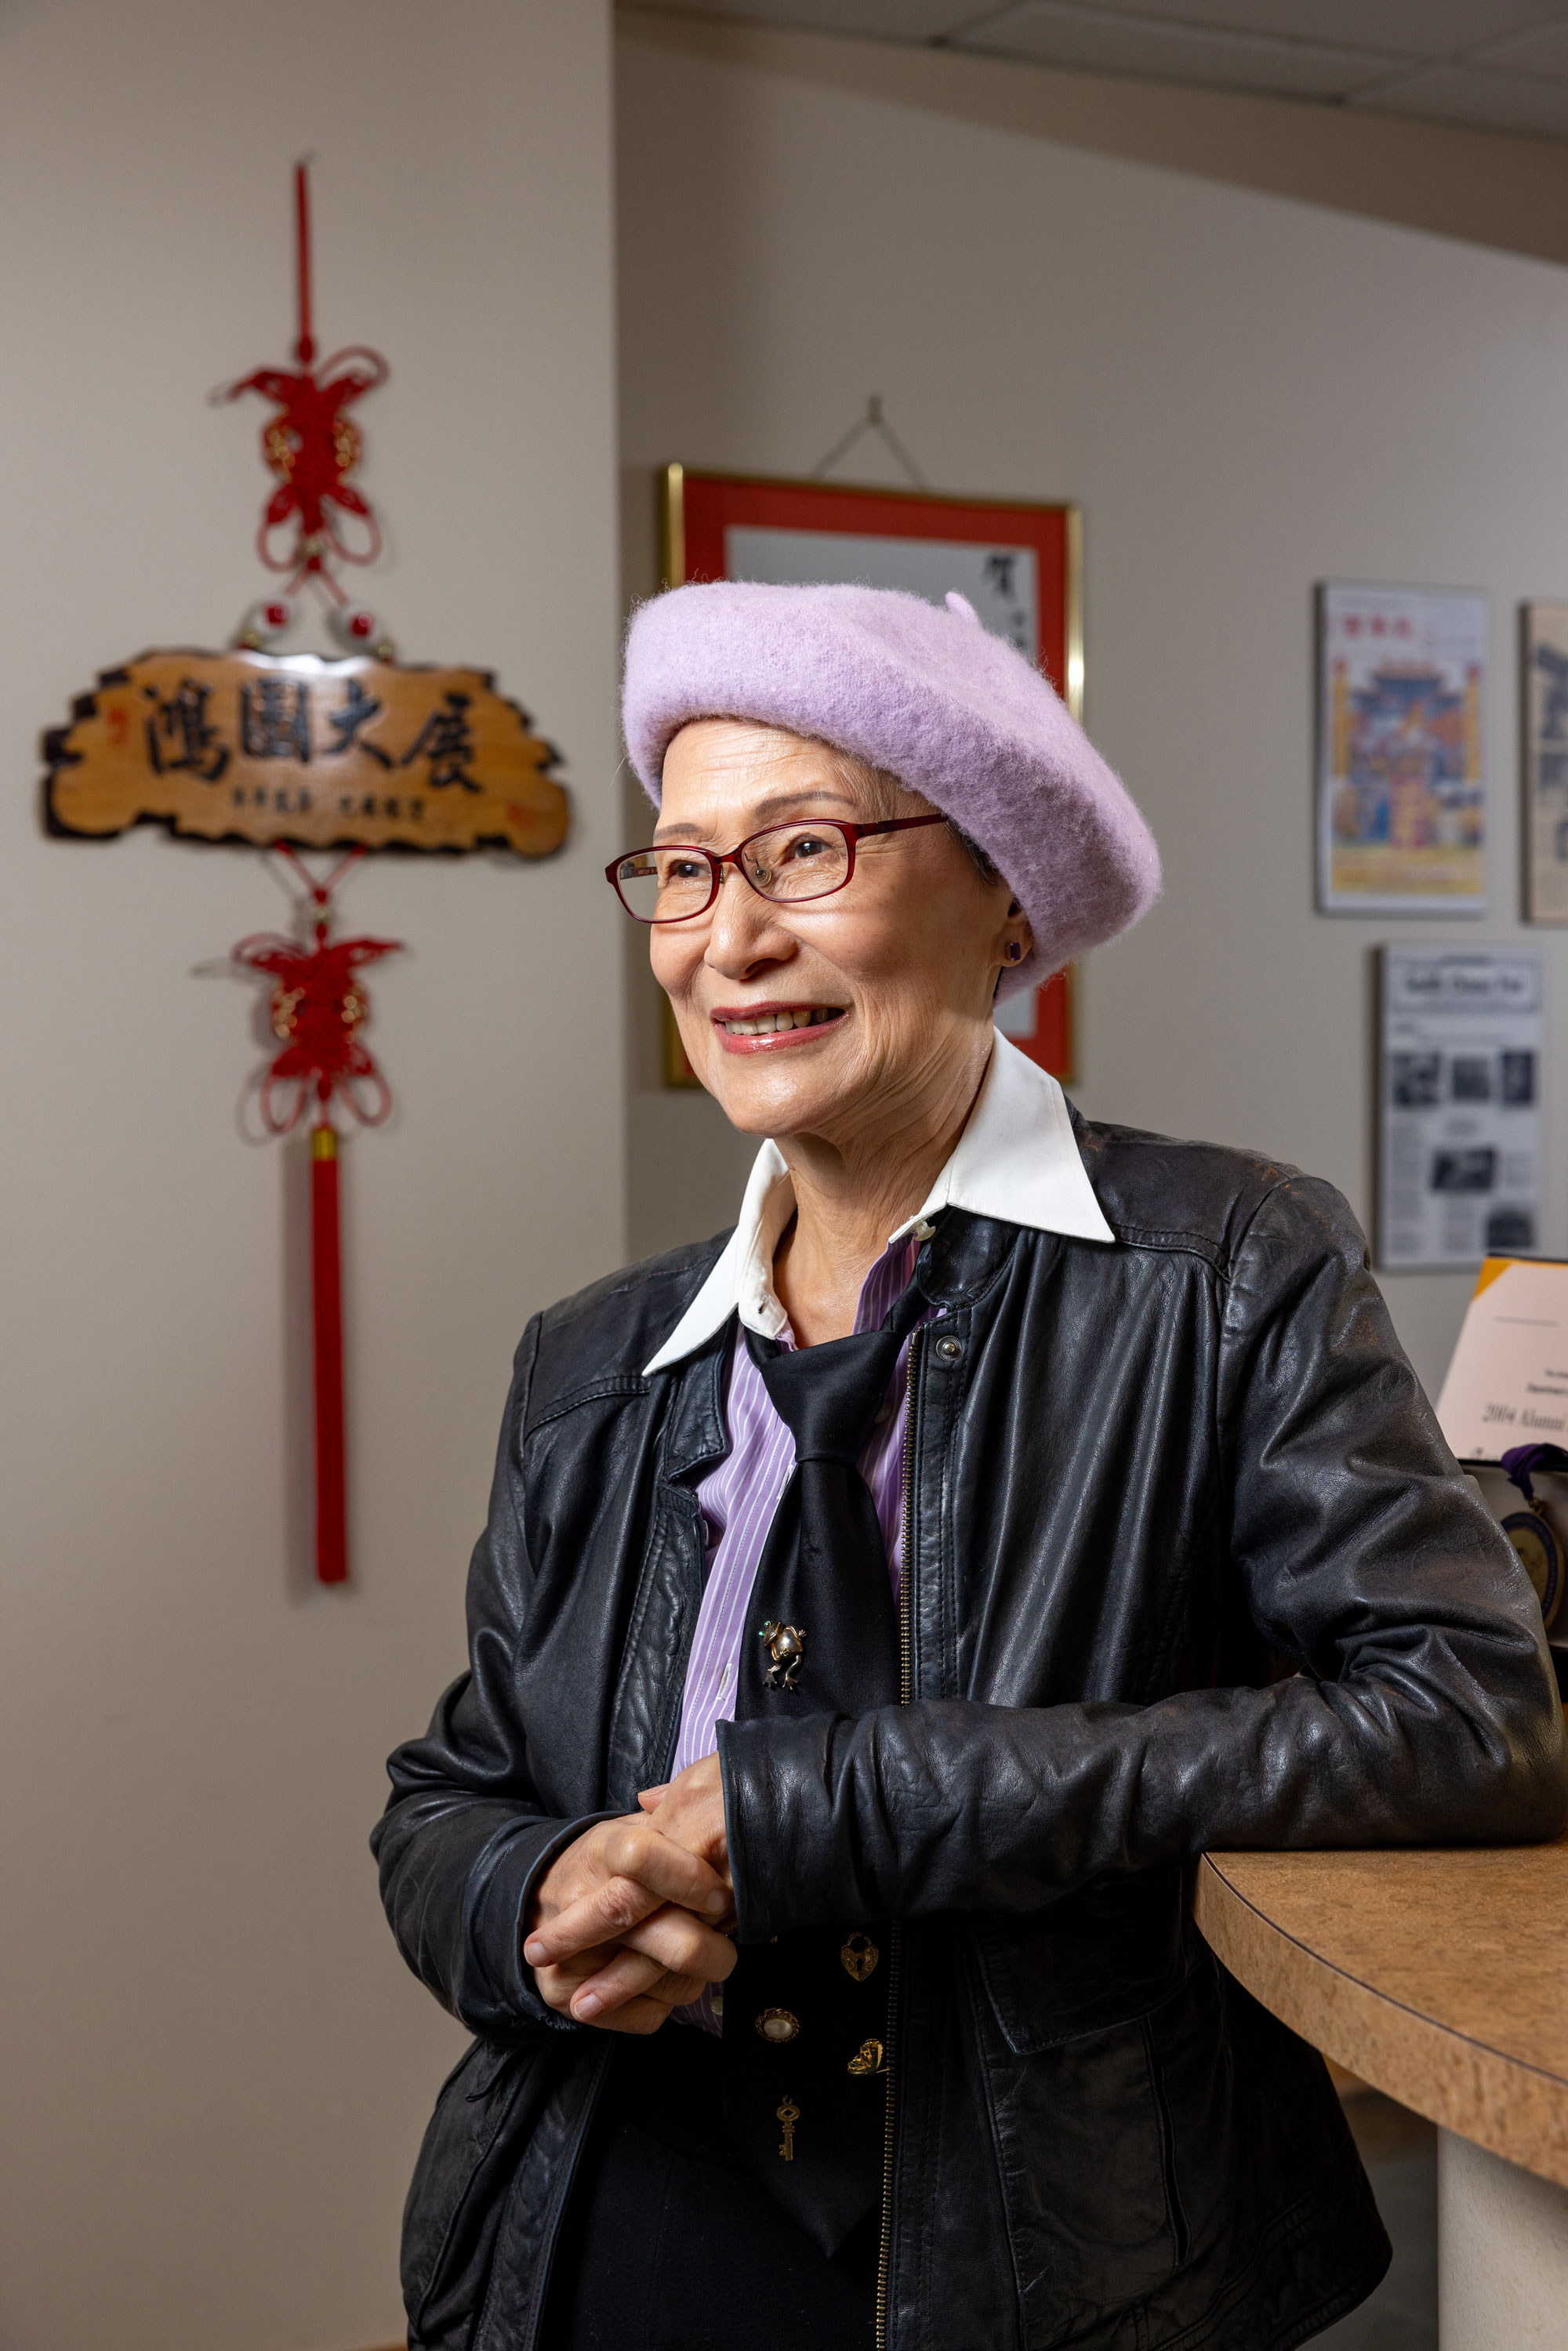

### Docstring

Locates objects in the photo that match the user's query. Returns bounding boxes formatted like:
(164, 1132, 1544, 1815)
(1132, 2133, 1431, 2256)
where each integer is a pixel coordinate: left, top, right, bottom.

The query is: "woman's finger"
(636, 1755, 730, 1873)
(524, 1876, 662, 1967)
(597, 1818, 729, 1912)
(534, 1947, 698, 2021)
(543, 1958, 700, 2034)
(524, 1874, 737, 1974)
(617, 1904, 736, 1983)
(568, 1947, 668, 2019)
(526, 1846, 727, 1968)
(533, 1948, 623, 2019)
(591, 1986, 702, 2036)
(534, 1939, 621, 1991)
(572, 1950, 707, 2023)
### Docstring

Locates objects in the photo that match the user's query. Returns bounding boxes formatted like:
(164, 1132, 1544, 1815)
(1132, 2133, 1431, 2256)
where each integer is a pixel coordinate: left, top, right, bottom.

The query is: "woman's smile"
(711, 1000, 848, 1051)
(650, 720, 1023, 1141)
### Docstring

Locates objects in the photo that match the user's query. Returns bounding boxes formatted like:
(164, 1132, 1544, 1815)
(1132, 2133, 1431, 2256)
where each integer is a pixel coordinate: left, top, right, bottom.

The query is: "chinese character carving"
(143, 678, 229, 782)
(401, 691, 479, 791)
(326, 676, 390, 765)
(240, 676, 311, 763)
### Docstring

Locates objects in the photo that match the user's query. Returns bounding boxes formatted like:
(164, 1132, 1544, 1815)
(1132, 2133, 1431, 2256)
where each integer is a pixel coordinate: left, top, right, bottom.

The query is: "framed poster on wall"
(659, 465, 1081, 1087)
(1317, 582, 1487, 916)
(1523, 600, 1568, 922)
(1376, 946, 1541, 1272)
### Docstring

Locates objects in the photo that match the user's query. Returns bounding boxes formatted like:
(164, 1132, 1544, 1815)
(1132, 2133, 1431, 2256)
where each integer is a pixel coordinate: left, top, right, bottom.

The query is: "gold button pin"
(756, 2007, 800, 2043)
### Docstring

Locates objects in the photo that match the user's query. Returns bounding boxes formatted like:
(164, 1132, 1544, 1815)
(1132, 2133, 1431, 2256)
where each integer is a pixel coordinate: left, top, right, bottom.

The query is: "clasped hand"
(522, 1753, 735, 2034)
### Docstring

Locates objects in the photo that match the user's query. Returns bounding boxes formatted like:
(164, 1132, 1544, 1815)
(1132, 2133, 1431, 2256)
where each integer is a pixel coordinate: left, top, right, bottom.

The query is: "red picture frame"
(659, 466, 1081, 1087)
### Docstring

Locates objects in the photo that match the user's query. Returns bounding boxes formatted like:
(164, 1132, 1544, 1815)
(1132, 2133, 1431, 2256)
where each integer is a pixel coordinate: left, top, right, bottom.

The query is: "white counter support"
(1438, 2129, 1568, 2349)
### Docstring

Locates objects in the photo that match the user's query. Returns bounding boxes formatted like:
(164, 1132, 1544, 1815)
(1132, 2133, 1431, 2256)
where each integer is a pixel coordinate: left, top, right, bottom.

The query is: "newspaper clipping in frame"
(1377, 949, 1542, 1272)
(1318, 582, 1487, 914)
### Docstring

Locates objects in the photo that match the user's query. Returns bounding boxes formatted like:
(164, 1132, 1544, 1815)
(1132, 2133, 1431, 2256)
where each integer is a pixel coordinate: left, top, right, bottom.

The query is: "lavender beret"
(621, 579, 1160, 996)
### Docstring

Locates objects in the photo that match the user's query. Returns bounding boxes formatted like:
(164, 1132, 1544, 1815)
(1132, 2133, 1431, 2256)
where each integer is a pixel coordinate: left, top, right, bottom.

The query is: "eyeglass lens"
(614, 821, 852, 922)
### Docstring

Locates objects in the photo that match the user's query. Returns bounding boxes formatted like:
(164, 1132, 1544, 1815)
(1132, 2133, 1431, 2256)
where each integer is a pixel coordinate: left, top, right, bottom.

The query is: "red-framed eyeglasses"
(605, 813, 948, 924)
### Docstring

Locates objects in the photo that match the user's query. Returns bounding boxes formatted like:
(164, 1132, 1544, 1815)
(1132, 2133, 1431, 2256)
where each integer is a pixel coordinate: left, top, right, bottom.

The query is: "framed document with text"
(659, 465, 1081, 1087)
(1377, 947, 1541, 1272)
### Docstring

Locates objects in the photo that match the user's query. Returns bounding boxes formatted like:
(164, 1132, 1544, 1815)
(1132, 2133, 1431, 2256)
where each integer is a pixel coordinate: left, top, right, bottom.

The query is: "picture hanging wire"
(810, 395, 929, 490)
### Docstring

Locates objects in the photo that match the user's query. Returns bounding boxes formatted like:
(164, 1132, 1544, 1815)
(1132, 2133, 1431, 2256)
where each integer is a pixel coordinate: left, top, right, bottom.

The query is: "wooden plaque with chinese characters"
(43, 649, 568, 855)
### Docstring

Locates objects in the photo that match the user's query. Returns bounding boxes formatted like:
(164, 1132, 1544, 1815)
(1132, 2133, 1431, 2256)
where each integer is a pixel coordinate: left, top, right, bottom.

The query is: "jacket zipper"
(877, 1324, 922, 2351)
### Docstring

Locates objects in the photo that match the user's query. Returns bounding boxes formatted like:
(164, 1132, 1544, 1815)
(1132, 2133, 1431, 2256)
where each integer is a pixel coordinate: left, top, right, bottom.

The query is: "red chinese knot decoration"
(44, 156, 571, 1598)
(234, 853, 401, 1137)
(227, 163, 402, 1589)
(234, 846, 403, 1585)
(223, 165, 401, 1587)
(223, 163, 388, 597)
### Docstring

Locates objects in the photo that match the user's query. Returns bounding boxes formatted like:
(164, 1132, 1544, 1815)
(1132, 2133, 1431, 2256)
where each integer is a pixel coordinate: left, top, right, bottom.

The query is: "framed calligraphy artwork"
(657, 465, 1080, 1087)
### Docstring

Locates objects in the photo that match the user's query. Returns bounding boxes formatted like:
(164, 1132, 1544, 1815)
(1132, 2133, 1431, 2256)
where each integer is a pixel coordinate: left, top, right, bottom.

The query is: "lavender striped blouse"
(670, 1232, 935, 2032)
(644, 1043, 1116, 2030)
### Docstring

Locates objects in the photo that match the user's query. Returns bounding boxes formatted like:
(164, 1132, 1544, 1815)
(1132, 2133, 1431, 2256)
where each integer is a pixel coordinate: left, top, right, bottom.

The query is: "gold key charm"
(777, 2095, 800, 2161)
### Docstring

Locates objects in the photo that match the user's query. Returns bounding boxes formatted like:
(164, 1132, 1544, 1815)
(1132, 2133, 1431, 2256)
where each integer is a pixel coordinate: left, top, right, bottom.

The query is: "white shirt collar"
(641, 1035, 1113, 1376)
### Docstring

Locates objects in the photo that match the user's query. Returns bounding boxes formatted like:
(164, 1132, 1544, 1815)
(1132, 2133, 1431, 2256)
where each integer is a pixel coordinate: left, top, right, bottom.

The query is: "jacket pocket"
(969, 1875, 1232, 2347)
(403, 2031, 558, 2350)
(1144, 1943, 1234, 2276)
(973, 1866, 1186, 2054)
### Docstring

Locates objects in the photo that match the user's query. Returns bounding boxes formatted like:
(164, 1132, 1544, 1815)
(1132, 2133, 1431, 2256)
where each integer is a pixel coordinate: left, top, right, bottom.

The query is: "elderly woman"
(373, 584, 1564, 2351)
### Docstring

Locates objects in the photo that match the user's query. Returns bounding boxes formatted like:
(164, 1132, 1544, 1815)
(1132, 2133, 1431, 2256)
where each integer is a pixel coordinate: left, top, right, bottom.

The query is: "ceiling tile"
(954, 4, 1405, 98)
(623, 0, 989, 37)
(1358, 60, 1568, 135)
(1468, 19, 1568, 78)
(1003, 0, 1568, 62)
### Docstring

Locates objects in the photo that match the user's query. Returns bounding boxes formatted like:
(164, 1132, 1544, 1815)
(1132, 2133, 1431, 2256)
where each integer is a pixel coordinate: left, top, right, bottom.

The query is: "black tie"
(722, 1271, 929, 2256)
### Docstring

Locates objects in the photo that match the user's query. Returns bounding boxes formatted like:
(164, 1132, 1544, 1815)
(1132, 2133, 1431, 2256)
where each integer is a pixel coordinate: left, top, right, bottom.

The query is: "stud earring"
(1005, 941, 1023, 963)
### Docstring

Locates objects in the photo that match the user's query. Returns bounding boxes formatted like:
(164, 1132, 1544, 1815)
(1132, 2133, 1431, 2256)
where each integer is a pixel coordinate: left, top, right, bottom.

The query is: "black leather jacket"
(373, 1117, 1566, 2351)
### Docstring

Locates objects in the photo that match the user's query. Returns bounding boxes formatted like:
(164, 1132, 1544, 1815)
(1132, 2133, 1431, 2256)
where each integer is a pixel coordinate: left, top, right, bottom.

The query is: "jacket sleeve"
(718, 1175, 1568, 1942)
(370, 1317, 612, 2037)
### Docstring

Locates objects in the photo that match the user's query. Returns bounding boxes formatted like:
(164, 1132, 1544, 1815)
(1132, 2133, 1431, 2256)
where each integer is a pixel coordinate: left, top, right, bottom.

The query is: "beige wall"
(0, 3, 621, 2346)
(621, 9, 1568, 272)
(616, 13, 1568, 1402)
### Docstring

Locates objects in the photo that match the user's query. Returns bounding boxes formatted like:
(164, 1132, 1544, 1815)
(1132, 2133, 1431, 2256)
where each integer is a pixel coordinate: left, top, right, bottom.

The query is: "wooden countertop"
(1195, 1837, 1568, 2187)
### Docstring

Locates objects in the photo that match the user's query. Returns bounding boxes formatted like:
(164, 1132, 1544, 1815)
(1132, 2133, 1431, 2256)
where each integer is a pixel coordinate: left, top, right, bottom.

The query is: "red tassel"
(294, 158, 315, 368)
(311, 1121, 348, 1584)
(232, 851, 397, 1589)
